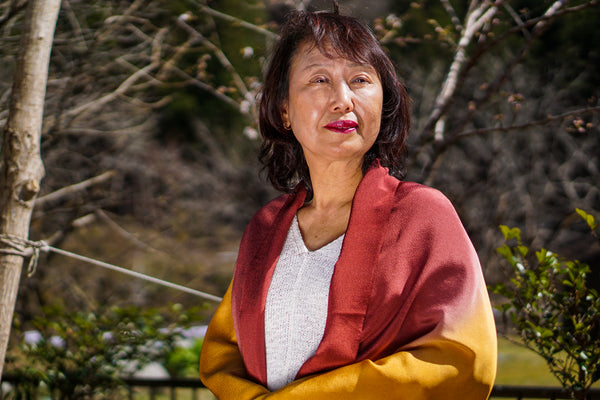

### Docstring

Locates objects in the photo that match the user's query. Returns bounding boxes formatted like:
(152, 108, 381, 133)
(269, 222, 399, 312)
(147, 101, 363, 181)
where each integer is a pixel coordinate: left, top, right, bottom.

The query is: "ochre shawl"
(200, 164, 497, 399)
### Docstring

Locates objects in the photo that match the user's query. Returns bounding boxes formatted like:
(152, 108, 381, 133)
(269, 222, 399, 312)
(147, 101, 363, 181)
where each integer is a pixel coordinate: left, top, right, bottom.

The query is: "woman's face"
(282, 41, 383, 168)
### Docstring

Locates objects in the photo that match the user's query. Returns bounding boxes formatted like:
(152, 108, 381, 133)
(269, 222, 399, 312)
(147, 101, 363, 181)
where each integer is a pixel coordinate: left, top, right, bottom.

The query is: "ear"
(281, 100, 290, 126)
(281, 101, 290, 128)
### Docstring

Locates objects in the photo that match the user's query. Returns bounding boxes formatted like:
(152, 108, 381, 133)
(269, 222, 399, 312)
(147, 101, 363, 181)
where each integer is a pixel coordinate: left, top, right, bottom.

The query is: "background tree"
(0, 0, 61, 377)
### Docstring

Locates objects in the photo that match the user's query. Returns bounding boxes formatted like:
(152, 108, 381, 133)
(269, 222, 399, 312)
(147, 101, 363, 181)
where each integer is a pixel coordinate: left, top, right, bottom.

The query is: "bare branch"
(502, 3, 531, 40)
(0, 0, 27, 28)
(424, 1, 500, 141)
(53, 119, 155, 137)
(175, 17, 258, 116)
(490, 0, 599, 48)
(116, 93, 172, 109)
(415, 0, 599, 151)
(97, 0, 148, 41)
(63, 28, 167, 120)
(35, 171, 116, 207)
(444, 0, 576, 141)
(116, 56, 162, 85)
(155, 34, 203, 82)
(176, 18, 251, 100)
(62, 0, 88, 51)
(95, 209, 160, 254)
(198, 4, 278, 40)
(447, 106, 600, 144)
(440, 0, 463, 32)
(534, 0, 569, 33)
(64, 63, 156, 119)
(169, 66, 242, 110)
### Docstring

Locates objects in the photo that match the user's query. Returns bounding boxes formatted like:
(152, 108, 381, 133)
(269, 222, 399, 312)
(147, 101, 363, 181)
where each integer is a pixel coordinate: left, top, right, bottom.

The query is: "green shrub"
(8, 304, 203, 399)
(490, 209, 600, 400)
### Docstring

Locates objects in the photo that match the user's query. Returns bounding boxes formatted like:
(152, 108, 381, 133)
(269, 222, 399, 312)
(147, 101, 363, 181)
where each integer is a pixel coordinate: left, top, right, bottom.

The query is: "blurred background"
(1, 0, 599, 385)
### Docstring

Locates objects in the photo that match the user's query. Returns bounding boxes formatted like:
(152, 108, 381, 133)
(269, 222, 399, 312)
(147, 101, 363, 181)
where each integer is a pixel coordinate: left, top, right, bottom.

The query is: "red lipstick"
(325, 120, 358, 133)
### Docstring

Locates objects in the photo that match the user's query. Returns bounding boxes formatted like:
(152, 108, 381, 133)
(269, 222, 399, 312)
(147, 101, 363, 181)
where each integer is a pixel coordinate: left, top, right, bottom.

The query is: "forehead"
(290, 40, 377, 73)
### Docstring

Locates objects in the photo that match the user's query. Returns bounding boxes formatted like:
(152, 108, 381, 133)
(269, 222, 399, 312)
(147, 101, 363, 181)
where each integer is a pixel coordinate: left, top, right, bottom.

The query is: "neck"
(306, 159, 364, 211)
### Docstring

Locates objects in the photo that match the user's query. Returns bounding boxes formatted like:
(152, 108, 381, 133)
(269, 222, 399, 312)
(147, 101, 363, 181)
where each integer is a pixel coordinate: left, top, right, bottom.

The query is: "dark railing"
(0, 375, 211, 400)
(2, 375, 600, 399)
(491, 385, 600, 399)
(120, 377, 209, 400)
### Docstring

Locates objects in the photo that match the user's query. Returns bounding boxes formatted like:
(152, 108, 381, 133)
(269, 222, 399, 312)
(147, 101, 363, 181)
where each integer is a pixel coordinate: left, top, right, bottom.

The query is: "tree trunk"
(0, 0, 61, 377)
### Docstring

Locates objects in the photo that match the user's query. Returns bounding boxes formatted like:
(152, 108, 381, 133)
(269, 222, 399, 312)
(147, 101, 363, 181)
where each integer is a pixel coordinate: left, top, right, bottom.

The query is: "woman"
(199, 7, 497, 400)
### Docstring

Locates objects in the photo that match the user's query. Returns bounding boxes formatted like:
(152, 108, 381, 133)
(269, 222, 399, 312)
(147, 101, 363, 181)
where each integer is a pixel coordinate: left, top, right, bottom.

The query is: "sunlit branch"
(168, 66, 242, 110)
(198, 4, 278, 40)
(176, 18, 253, 109)
(440, 0, 463, 32)
(64, 28, 167, 120)
(62, 0, 88, 50)
(448, 106, 600, 144)
(502, 3, 531, 40)
(444, 0, 574, 142)
(424, 2, 500, 141)
(0, 0, 27, 27)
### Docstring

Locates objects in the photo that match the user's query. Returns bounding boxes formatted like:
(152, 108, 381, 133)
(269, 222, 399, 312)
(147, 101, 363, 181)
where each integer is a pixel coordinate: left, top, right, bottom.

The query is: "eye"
(352, 75, 372, 84)
(311, 76, 328, 84)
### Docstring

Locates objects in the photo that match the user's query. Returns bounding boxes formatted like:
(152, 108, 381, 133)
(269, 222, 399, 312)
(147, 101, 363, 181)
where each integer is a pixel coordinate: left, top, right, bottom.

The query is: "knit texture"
(264, 215, 344, 391)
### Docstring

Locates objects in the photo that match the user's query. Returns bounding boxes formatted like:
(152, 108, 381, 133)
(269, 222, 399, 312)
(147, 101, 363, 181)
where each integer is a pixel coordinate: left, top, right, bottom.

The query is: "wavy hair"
(258, 10, 411, 194)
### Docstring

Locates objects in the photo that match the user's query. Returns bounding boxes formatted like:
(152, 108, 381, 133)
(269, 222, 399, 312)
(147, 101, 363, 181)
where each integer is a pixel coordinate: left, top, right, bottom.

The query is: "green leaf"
(500, 225, 521, 241)
(576, 208, 598, 231)
(496, 244, 514, 263)
(516, 245, 529, 257)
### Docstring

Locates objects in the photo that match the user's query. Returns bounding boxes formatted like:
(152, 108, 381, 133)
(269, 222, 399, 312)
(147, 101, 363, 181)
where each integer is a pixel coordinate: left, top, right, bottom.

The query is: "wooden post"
(0, 0, 61, 377)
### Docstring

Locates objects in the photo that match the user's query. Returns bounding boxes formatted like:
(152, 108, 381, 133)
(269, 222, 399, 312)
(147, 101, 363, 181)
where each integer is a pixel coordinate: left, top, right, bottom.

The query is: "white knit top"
(264, 215, 344, 391)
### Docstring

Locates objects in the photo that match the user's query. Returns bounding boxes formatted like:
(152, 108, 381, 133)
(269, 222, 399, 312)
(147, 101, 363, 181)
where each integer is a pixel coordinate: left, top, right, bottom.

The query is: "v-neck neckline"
(290, 215, 345, 255)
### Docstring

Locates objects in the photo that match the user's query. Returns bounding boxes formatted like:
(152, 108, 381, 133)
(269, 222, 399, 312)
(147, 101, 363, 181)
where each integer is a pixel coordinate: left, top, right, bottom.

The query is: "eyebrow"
(301, 61, 376, 72)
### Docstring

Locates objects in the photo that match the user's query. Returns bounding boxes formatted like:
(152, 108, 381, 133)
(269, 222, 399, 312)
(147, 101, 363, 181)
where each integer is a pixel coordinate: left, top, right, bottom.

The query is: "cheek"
(362, 98, 383, 128)
(372, 98, 384, 129)
(288, 97, 321, 123)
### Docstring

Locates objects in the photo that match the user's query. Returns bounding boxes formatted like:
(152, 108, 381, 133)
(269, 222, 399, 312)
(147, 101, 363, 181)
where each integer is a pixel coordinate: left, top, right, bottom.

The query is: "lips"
(325, 120, 358, 133)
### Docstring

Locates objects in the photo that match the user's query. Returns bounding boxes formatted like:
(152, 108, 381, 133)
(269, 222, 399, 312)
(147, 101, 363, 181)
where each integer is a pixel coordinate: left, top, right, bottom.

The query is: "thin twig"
(415, 0, 600, 149)
(64, 28, 167, 119)
(176, 18, 251, 101)
(62, 0, 88, 50)
(425, 2, 500, 141)
(169, 66, 242, 110)
(95, 209, 161, 254)
(198, 4, 278, 40)
(0, 0, 27, 27)
(35, 171, 116, 207)
(502, 3, 531, 40)
(444, 0, 573, 140)
(440, 0, 463, 32)
(447, 106, 600, 144)
(54, 119, 155, 136)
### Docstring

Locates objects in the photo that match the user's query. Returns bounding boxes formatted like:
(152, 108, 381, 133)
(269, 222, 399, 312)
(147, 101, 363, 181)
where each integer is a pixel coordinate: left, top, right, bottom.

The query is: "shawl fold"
(200, 164, 497, 399)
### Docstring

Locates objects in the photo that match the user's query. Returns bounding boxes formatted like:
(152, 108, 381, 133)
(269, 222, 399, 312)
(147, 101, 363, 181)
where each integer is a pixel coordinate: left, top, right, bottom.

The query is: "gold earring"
(283, 121, 291, 131)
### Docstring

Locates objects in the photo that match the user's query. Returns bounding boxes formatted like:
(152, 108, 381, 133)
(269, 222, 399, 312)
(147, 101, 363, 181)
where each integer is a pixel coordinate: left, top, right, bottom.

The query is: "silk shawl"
(199, 164, 497, 399)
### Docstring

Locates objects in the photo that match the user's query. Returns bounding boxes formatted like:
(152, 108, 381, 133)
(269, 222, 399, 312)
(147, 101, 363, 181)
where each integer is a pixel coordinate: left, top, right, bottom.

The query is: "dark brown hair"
(258, 10, 411, 194)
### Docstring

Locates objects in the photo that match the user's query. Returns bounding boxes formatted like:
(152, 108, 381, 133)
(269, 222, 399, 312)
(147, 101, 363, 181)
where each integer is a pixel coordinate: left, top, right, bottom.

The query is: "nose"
(330, 82, 354, 113)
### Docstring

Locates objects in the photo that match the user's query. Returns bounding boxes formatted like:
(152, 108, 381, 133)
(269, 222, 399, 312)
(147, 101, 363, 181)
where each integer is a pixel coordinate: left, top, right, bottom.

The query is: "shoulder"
(245, 193, 291, 234)
(394, 181, 456, 214)
(363, 163, 455, 214)
(386, 181, 467, 238)
(243, 185, 306, 235)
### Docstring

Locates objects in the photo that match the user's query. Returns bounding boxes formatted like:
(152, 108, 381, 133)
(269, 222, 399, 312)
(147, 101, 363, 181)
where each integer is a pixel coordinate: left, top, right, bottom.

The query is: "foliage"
(490, 210, 600, 399)
(164, 337, 204, 377)
(6, 303, 203, 399)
